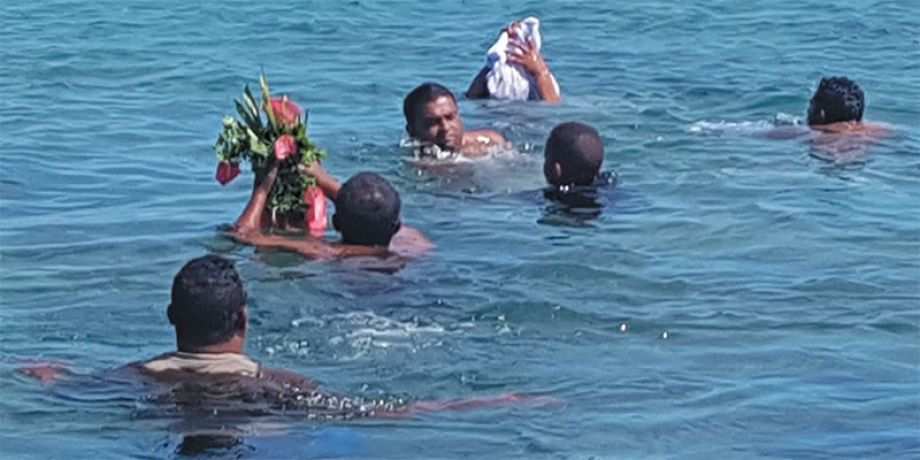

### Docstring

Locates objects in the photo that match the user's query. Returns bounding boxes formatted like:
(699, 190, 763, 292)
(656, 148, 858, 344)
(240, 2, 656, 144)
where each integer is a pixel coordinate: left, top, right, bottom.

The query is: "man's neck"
(177, 337, 244, 355)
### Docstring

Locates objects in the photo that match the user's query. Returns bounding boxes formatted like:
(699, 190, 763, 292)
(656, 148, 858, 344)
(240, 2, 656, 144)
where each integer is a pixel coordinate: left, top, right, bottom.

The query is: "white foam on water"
(687, 113, 802, 135)
(687, 119, 775, 135)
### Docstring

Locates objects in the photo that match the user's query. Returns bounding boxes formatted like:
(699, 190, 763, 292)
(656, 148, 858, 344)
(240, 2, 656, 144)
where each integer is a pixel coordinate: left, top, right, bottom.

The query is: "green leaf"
(234, 100, 261, 134)
(260, 73, 277, 133)
(242, 86, 261, 124)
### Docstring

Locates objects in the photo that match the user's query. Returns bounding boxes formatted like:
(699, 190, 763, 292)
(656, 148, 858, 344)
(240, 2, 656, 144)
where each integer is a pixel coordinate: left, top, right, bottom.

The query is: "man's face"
(410, 96, 464, 151)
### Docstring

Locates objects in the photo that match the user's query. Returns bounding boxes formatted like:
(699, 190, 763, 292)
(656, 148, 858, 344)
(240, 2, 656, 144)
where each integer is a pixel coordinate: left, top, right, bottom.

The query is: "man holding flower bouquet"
(214, 75, 432, 263)
(230, 158, 432, 262)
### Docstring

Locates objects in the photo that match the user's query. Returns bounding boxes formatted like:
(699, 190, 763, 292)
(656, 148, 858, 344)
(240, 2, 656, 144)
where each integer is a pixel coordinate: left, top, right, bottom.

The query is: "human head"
(543, 122, 605, 187)
(167, 255, 247, 352)
(403, 82, 465, 151)
(807, 77, 865, 126)
(333, 172, 402, 246)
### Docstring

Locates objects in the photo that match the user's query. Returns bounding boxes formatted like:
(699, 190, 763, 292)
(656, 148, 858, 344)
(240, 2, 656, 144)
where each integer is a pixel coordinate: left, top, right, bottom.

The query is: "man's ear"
(237, 306, 248, 335)
(166, 304, 176, 325)
(393, 219, 402, 235)
(406, 123, 415, 137)
(544, 160, 562, 183)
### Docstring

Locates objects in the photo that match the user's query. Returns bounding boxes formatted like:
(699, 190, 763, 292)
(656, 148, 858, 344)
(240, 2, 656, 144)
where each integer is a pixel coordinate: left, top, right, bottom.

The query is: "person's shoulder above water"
(127, 255, 315, 391)
(403, 82, 508, 160)
(764, 76, 890, 157)
(806, 76, 891, 157)
(462, 129, 508, 157)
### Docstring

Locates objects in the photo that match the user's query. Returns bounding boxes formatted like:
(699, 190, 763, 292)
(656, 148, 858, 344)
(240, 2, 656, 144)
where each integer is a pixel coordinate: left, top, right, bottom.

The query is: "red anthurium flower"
(215, 161, 240, 185)
(270, 96, 302, 128)
(273, 134, 298, 161)
(304, 186, 327, 236)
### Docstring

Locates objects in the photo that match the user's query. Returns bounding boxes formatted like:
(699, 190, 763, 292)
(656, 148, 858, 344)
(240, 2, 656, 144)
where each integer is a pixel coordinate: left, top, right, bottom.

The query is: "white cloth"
(141, 352, 261, 377)
(484, 17, 559, 101)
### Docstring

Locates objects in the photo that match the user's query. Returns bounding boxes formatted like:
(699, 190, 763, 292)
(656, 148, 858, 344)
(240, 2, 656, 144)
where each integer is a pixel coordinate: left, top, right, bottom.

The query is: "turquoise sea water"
(1, 1, 919, 458)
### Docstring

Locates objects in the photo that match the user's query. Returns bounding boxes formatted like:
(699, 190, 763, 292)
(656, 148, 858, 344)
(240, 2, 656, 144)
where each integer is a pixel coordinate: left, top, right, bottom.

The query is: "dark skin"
(231, 161, 433, 261)
(765, 120, 890, 159)
(407, 95, 507, 158)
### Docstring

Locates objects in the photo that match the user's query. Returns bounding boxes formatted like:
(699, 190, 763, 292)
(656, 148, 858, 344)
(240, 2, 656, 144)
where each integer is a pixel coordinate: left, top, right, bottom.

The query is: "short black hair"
(333, 173, 402, 246)
(807, 77, 865, 126)
(167, 255, 247, 348)
(403, 82, 456, 129)
(544, 122, 605, 187)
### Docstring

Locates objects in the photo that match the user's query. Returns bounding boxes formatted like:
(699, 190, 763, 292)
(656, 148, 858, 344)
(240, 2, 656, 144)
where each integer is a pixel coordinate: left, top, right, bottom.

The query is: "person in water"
(19, 255, 558, 420)
(20, 255, 550, 419)
(134, 255, 317, 387)
(465, 21, 561, 103)
(537, 122, 618, 222)
(403, 82, 507, 158)
(229, 160, 432, 261)
(543, 122, 607, 189)
(768, 76, 888, 157)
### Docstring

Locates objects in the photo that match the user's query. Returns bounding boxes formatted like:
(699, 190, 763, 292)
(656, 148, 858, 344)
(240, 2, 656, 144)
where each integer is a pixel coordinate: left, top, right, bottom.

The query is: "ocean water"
(1, 0, 919, 458)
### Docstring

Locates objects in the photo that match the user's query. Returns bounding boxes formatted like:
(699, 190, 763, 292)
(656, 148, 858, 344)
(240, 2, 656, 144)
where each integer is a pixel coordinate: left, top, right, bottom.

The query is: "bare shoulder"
(466, 129, 506, 145)
(857, 122, 892, 139)
(390, 225, 434, 258)
(461, 129, 508, 157)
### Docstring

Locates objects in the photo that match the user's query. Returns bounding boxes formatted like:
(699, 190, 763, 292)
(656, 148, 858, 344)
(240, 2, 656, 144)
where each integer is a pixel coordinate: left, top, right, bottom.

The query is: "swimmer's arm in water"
(17, 361, 71, 385)
(762, 125, 810, 140)
(260, 367, 319, 391)
(298, 162, 341, 200)
(507, 36, 561, 103)
(373, 393, 562, 419)
(234, 161, 281, 234)
(465, 66, 490, 99)
(228, 230, 341, 260)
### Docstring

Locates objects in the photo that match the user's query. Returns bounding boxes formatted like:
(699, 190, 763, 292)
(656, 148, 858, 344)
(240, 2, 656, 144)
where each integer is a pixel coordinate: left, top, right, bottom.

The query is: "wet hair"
(807, 77, 865, 126)
(544, 122, 605, 187)
(167, 255, 247, 349)
(403, 82, 456, 131)
(333, 172, 402, 246)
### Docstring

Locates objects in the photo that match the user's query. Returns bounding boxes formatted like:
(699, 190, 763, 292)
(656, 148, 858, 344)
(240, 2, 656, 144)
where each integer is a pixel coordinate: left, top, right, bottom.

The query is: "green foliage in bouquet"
(214, 73, 325, 216)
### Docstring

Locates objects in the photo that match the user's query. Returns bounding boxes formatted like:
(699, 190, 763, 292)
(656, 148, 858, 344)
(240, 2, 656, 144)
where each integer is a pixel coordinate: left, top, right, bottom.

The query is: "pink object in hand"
(304, 186, 327, 236)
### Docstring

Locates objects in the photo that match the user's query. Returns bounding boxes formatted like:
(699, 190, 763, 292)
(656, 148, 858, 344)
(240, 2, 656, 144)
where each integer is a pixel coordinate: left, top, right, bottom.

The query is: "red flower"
(270, 96, 302, 128)
(215, 161, 240, 185)
(273, 134, 298, 161)
(304, 186, 327, 236)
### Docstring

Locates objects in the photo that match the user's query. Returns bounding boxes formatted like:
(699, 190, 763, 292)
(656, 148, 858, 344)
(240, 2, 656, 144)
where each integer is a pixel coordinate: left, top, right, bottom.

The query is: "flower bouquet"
(214, 73, 326, 231)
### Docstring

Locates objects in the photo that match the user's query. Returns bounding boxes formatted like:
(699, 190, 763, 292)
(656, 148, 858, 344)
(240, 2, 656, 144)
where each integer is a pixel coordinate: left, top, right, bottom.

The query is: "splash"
(687, 113, 802, 135)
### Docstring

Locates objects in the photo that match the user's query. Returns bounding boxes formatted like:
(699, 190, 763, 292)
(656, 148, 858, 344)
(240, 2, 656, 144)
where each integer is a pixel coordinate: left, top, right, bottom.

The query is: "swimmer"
(230, 160, 433, 261)
(768, 76, 889, 158)
(544, 122, 608, 189)
(20, 256, 557, 419)
(465, 20, 561, 103)
(539, 122, 617, 222)
(403, 82, 508, 159)
(131, 255, 317, 387)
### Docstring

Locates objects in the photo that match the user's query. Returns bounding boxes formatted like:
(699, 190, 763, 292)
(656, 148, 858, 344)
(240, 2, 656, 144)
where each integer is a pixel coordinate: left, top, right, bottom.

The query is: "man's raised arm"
(233, 162, 280, 234)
